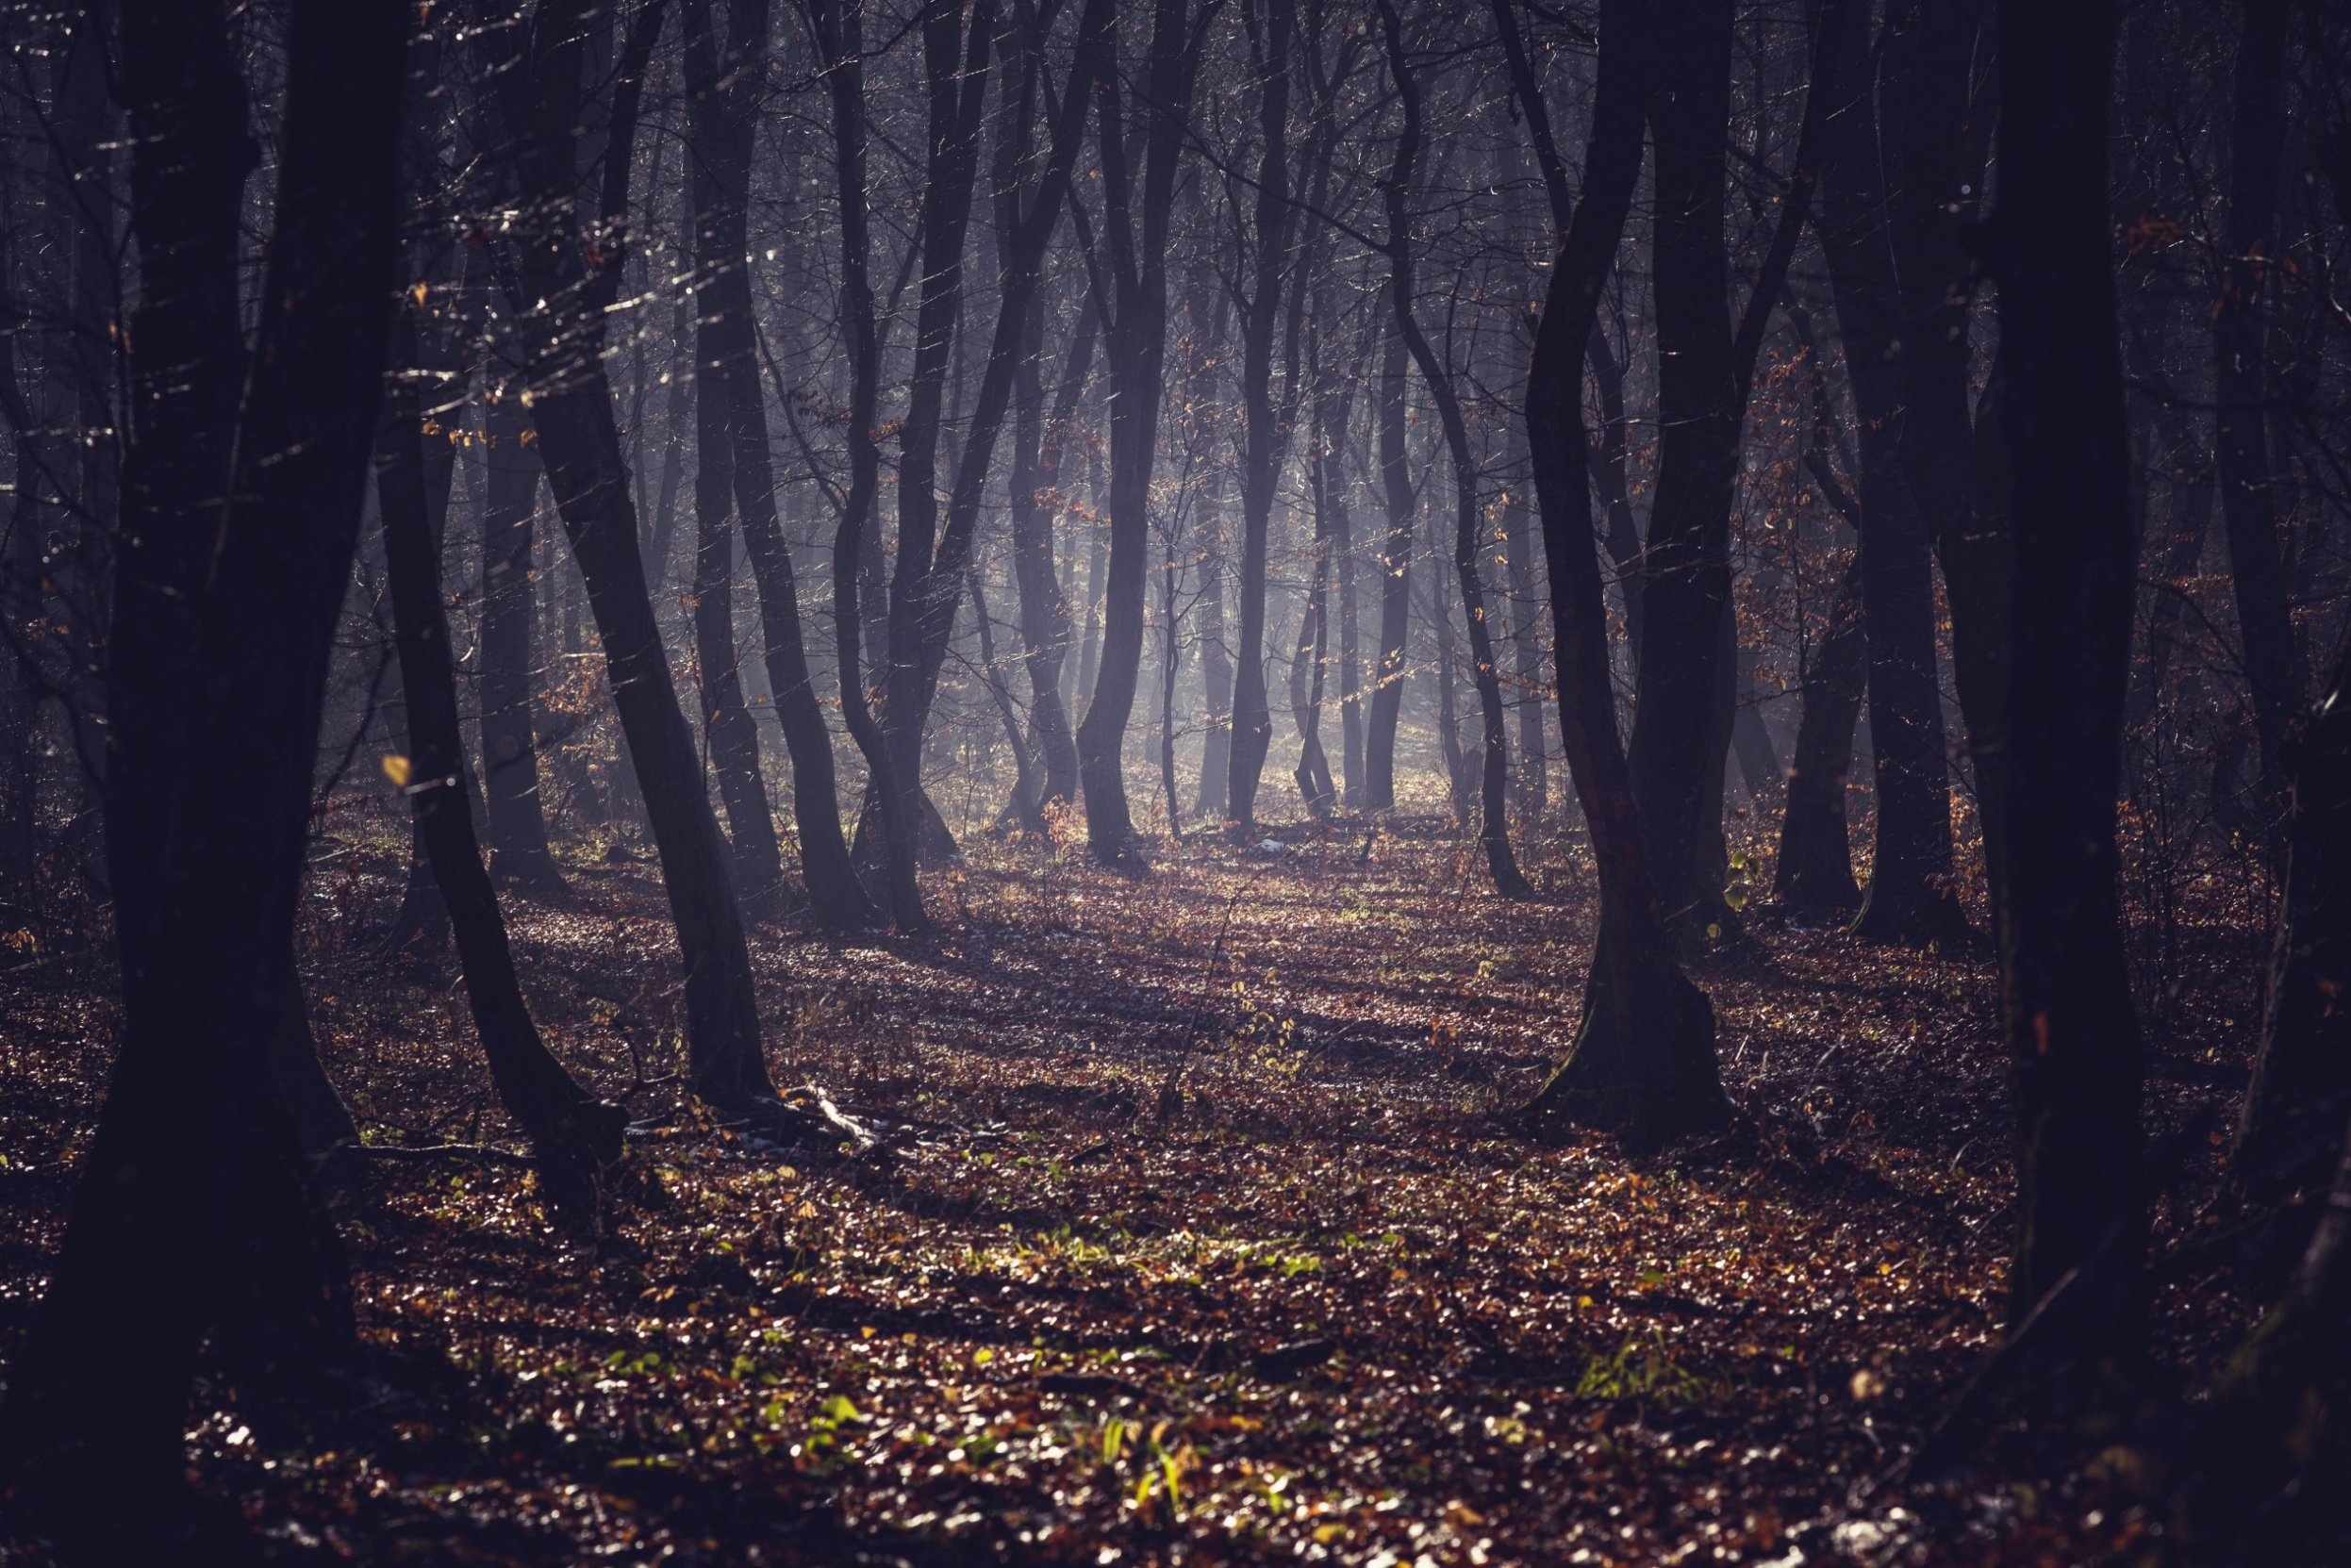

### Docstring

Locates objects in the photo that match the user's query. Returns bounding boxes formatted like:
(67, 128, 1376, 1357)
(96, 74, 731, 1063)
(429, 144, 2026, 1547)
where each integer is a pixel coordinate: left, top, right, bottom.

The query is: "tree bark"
(1815, 0, 1966, 946)
(1225, 0, 1297, 834)
(492, 0, 790, 1123)
(480, 386, 569, 895)
(380, 307, 626, 1223)
(1496, 0, 1725, 1146)
(2, 0, 403, 1527)
(2213, 0, 2298, 858)
(686, 0, 872, 928)
(1622, 0, 1744, 946)
(1983, 0, 2144, 1357)
(1378, 0, 1531, 895)
(1366, 305, 1412, 810)
(1078, 0, 1210, 866)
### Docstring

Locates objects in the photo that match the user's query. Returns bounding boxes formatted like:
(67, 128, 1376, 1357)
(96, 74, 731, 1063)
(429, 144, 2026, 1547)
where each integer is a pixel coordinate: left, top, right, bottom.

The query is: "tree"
(487, 0, 793, 1127)
(684, 0, 872, 927)
(1, 0, 406, 1531)
(1224, 0, 1298, 835)
(1375, 0, 1531, 898)
(1076, 0, 1217, 865)
(1496, 0, 1725, 1145)
(1981, 0, 2144, 1366)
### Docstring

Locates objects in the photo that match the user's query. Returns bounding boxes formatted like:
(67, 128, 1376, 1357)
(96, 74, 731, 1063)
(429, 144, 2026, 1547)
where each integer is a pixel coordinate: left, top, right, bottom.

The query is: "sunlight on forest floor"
(0, 814, 2267, 1564)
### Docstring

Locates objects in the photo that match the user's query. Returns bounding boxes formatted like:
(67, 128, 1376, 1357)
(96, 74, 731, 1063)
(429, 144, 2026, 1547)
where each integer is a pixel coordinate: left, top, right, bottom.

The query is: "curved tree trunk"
(493, 0, 787, 1124)
(1495, 0, 1725, 1146)
(685, 0, 872, 928)
(1378, 0, 1531, 896)
(1078, 0, 1207, 867)
(1225, 0, 1296, 834)
(380, 307, 626, 1222)
(2211, 0, 2298, 858)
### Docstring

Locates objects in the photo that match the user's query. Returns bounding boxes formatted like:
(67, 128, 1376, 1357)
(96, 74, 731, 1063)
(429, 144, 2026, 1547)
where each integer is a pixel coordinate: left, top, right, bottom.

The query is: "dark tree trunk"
(1502, 421, 1547, 825)
(1195, 480, 1235, 819)
(686, 0, 871, 928)
(2, 0, 403, 1530)
(884, 0, 1107, 892)
(1815, 0, 1966, 946)
(1775, 548, 1867, 918)
(1079, 0, 1208, 866)
(879, 0, 996, 922)
(2186, 1096, 2351, 1552)
(1004, 236, 1092, 816)
(1983, 0, 2144, 1359)
(1378, 0, 1531, 896)
(1623, 0, 1743, 947)
(1366, 306, 1412, 811)
(1496, 0, 1725, 1146)
(480, 387, 568, 895)
(1890, 0, 2008, 909)
(1585, 325, 1644, 653)
(492, 0, 789, 1124)
(2213, 0, 2298, 858)
(380, 308, 625, 1223)
(1225, 0, 1296, 834)
(2233, 633, 2351, 1201)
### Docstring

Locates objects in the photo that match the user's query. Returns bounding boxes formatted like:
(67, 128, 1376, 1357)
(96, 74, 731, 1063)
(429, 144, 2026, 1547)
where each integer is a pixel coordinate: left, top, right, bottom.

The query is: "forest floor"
(0, 804, 2280, 1565)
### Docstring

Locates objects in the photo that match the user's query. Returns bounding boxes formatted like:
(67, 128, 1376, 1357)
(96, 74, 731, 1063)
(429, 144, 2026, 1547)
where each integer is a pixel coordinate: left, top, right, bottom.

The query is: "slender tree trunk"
(1496, 0, 1724, 1146)
(480, 387, 568, 894)
(2213, 0, 2298, 857)
(1816, 0, 1965, 945)
(687, 0, 872, 927)
(1983, 0, 2144, 1358)
(1007, 298, 1088, 817)
(1078, 0, 1208, 866)
(380, 308, 624, 1222)
(1226, 0, 1297, 834)
(1379, 0, 1531, 896)
(1195, 476, 1235, 819)
(494, 0, 789, 1124)
(1890, 0, 2007, 914)
(1502, 421, 1547, 825)
(1776, 546, 1867, 917)
(1366, 306, 1412, 809)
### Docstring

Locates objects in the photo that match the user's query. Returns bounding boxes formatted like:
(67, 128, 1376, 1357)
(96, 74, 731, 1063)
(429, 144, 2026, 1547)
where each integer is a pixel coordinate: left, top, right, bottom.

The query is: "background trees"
(10, 0, 2351, 1550)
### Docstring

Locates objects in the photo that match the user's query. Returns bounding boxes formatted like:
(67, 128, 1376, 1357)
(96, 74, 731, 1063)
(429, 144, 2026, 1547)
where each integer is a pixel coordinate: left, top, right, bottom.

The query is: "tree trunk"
(1008, 285, 1093, 818)
(1078, 0, 1208, 867)
(1378, 0, 1532, 895)
(1775, 548, 1867, 918)
(2, 0, 403, 1528)
(480, 387, 569, 895)
(493, 0, 787, 1124)
(1983, 0, 2144, 1361)
(1225, 0, 1296, 834)
(1622, 0, 1743, 947)
(2212, 0, 2297, 859)
(381, 308, 625, 1223)
(1195, 490, 1234, 820)
(1495, 0, 1725, 1146)
(1889, 0, 2009, 915)
(1815, 0, 1965, 946)
(1366, 305, 1413, 810)
(686, 0, 872, 929)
